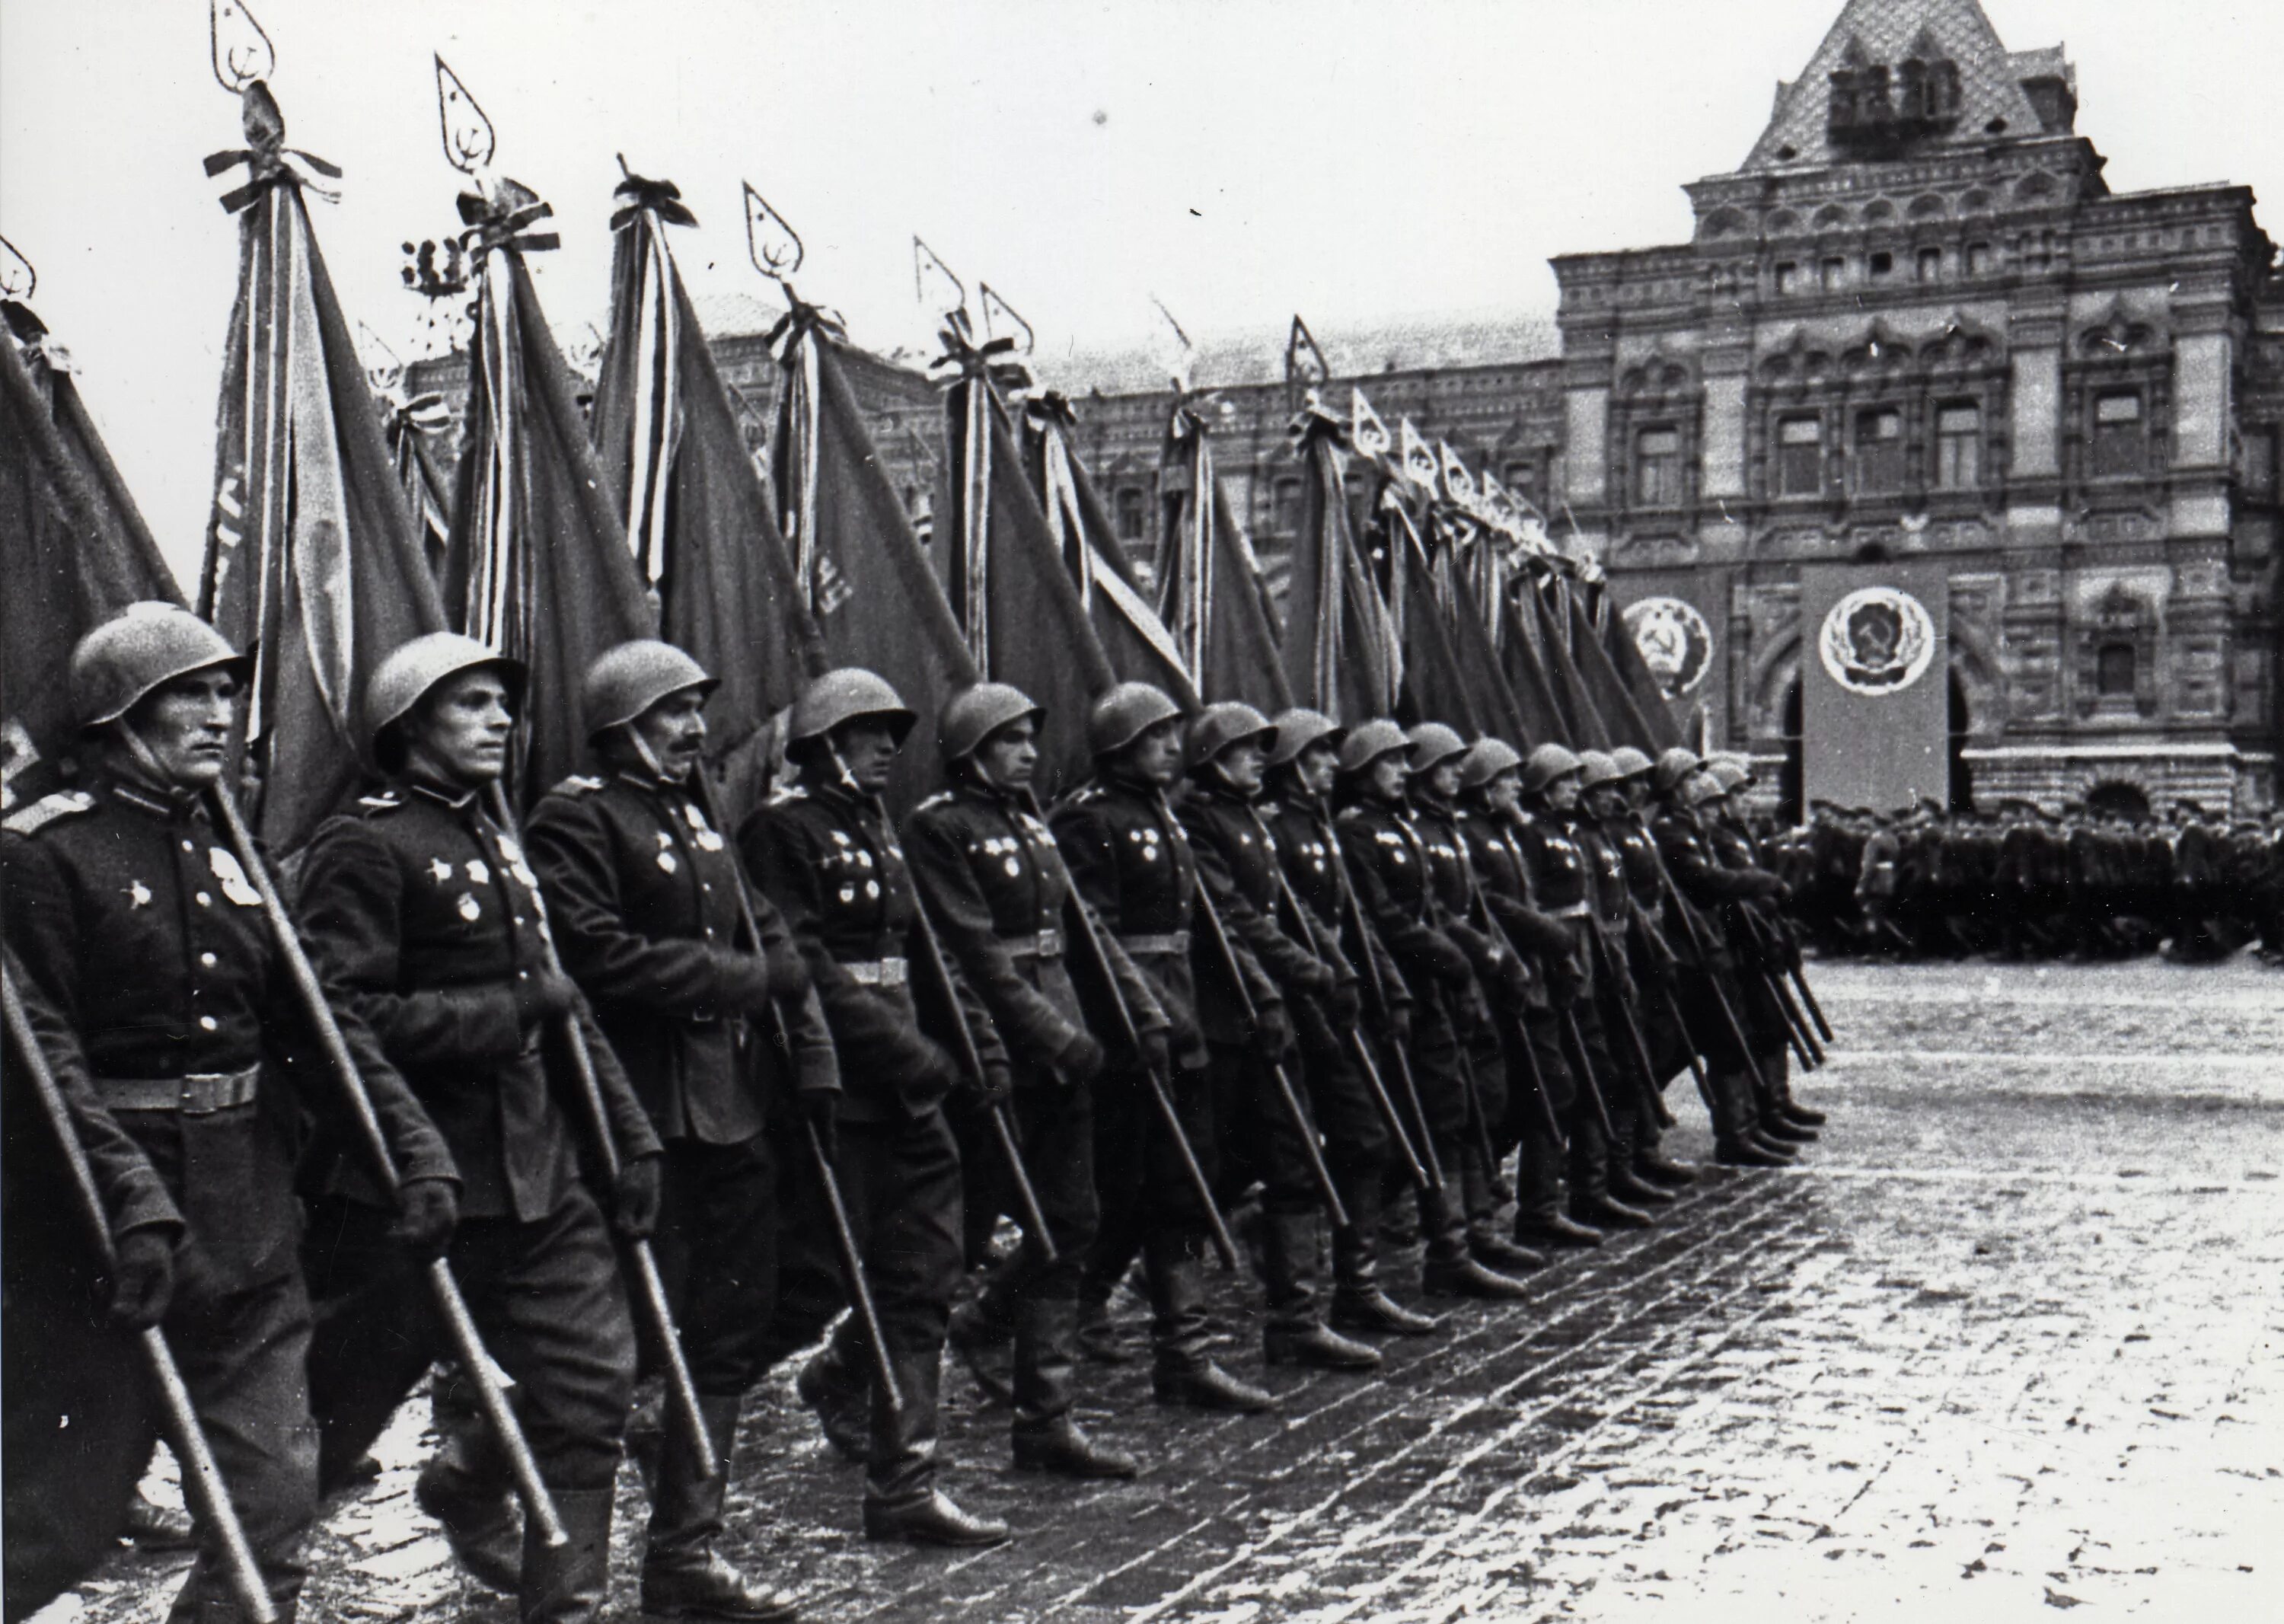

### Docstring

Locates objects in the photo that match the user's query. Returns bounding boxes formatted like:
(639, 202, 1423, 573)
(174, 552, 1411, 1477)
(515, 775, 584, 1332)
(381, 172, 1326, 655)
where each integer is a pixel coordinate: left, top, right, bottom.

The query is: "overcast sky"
(5, 0, 2281, 589)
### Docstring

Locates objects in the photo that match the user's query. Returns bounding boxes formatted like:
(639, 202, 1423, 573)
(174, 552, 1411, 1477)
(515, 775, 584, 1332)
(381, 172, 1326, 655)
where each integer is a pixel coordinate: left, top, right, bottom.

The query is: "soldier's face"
(1487, 770, 1523, 816)
(836, 719, 901, 794)
(1367, 755, 1408, 801)
(1214, 739, 1268, 796)
(407, 670, 515, 787)
(1587, 785, 1626, 819)
(975, 717, 1038, 792)
(126, 668, 239, 790)
(1425, 761, 1463, 801)
(1544, 773, 1583, 812)
(1296, 742, 1339, 797)
(1128, 719, 1185, 787)
(631, 689, 709, 781)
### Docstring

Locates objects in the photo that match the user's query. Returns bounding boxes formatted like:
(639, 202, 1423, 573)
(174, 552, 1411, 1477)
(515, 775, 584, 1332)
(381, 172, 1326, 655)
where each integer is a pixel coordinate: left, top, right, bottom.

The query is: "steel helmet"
(1580, 750, 1634, 792)
(70, 603, 250, 729)
(1651, 746, 1702, 794)
(1458, 737, 1523, 791)
(1087, 682, 1184, 758)
(581, 640, 716, 739)
(790, 668, 916, 745)
(1608, 745, 1654, 781)
(1188, 701, 1274, 768)
(1706, 758, 1753, 793)
(364, 633, 526, 755)
(939, 681, 1043, 762)
(1266, 708, 1341, 769)
(1520, 742, 1586, 795)
(1682, 770, 1727, 809)
(1405, 722, 1469, 777)
(1336, 718, 1412, 777)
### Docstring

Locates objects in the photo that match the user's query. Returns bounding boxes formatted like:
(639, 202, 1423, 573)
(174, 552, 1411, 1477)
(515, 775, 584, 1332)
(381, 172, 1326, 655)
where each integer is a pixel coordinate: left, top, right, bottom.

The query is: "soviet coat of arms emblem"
(1622, 596, 1714, 699)
(1819, 585, 1937, 695)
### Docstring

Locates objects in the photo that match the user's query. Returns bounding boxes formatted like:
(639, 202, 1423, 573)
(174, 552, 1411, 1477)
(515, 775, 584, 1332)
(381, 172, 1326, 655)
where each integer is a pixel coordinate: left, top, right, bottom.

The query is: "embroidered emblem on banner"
(1622, 596, 1715, 698)
(1818, 586, 1936, 696)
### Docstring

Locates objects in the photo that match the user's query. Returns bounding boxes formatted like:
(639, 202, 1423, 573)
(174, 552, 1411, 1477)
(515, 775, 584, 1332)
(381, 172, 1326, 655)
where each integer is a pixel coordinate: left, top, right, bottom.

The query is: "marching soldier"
(1055, 683, 1282, 1412)
(298, 633, 663, 1624)
(4, 940, 183, 1620)
(1593, 748, 1699, 1191)
(3, 605, 459, 1624)
(906, 687, 1169, 1463)
(1507, 745, 1654, 1235)
(1258, 710, 1439, 1337)
(524, 640, 828, 1616)
(742, 668, 1039, 1543)
(1332, 720, 1531, 1299)
(1699, 764, 1823, 1141)
(1404, 723, 1543, 1271)
(1176, 702, 1386, 1372)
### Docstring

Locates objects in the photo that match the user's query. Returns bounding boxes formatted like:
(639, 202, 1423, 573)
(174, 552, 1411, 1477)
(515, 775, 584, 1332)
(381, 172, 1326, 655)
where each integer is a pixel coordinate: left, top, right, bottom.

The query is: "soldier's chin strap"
(105, 720, 200, 806)
(612, 722, 683, 785)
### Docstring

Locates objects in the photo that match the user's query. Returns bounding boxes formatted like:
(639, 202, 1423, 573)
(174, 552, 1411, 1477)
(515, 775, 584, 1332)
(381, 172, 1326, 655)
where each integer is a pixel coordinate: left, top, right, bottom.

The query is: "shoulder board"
(550, 774, 608, 798)
(1334, 806, 1365, 823)
(355, 791, 406, 816)
(764, 783, 809, 806)
(1064, 786, 1104, 807)
(913, 790, 954, 813)
(2, 789, 97, 836)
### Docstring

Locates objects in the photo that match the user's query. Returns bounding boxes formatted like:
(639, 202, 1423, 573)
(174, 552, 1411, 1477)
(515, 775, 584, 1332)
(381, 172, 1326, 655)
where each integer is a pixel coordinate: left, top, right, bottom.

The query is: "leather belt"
(839, 956, 910, 988)
(94, 1064, 260, 1115)
(1119, 930, 1191, 958)
(1001, 927, 1064, 960)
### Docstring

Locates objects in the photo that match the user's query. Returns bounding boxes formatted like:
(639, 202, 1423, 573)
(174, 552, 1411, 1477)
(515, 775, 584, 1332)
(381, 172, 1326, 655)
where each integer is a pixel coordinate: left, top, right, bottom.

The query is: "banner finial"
(434, 56, 495, 175)
(742, 182, 802, 286)
(211, 0, 275, 92)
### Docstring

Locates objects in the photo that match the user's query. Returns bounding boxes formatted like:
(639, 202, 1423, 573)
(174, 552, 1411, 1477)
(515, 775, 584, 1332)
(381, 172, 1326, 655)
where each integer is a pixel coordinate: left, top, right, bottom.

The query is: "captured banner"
(1801, 559, 1950, 815)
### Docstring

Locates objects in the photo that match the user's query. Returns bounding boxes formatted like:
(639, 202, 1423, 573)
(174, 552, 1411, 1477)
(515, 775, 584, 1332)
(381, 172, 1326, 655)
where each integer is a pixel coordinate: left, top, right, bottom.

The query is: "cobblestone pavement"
(43, 959, 2284, 1623)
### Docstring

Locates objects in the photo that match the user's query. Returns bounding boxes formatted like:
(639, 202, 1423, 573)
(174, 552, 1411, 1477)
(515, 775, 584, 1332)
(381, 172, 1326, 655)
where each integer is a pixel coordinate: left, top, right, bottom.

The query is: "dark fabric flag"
(1495, 581, 1573, 749)
(1376, 495, 1482, 736)
(1155, 401, 1293, 714)
(1280, 403, 1398, 724)
(592, 172, 825, 822)
(381, 384, 455, 585)
(198, 83, 448, 850)
(1425, 515, 1530, 746)
(939, 355, 1118, 799)
(1021, 392, 1199, 710)
(772, 310, 977, 815)
(1568, 587, 1676, 753)
(1, 303, 184, 810)
(1528, 577, 1613, 751)
(442, 174, 656, 808)
(1598, 591, 1686, 751)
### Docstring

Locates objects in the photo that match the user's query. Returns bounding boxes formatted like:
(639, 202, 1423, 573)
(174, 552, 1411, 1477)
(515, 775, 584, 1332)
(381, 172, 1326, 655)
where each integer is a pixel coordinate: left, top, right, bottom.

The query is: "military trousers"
(647, 1134, 777, 1399)
(1091, 1061, 1218, 1275)
(303, 1187, 636, 1493)
(957, 1073, 1101, 1303)
(2, 1252, 316, 1623)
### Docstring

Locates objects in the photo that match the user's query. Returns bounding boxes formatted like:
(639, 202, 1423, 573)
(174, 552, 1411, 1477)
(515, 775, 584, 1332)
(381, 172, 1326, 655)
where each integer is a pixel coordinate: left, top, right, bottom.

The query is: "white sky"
(5, 0, 2281, 590)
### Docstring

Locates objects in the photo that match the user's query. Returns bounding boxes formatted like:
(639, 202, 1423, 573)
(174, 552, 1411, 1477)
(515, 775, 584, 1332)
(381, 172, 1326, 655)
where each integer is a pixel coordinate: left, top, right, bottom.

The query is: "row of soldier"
(2, 605, 1829, 1624)
(1771, 798, 2284, 963)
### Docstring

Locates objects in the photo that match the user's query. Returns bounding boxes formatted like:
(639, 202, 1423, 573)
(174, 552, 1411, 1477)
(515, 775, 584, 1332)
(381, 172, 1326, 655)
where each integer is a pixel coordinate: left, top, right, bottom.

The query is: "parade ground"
(46, 956, 2282, 1624)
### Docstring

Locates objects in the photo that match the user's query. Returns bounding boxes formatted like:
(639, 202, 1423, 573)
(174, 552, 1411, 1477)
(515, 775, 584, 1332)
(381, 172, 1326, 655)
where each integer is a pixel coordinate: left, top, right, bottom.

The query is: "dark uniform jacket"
(1260, 789, 1408, 1022)
(741, 774, 1004, 1124)
(1408, 795, 1521, 1004)
(1333, 795, 1472, 1002)
(526, 769, 834, 1146)
(1052, 774, 1211, 1062)
(1604, 812, 1682, 982)
(297, 780, 660, 1224)
(904, 780, 1166, 1083)
(1651, 806, 1759, 972)
(1455, 805, 1566, 1012)
(1172, 777, 1311, 1048)
(4, 777, 453, 1290)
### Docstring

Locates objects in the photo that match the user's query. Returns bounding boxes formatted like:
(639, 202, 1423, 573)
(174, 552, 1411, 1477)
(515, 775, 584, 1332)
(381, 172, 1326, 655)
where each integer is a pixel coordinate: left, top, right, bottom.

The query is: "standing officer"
(1177, 701, 1384, 1373)
(1593, 748, 1699, 1191)
(1403, 723, 1541, 1271)
(1055, 682, 1281, 1412)
(1258, 710, 1437, 1338)
(742, 668, 1044, 1543)
(1508, 745, 1653, 1236)
(524, 640, 828, 1616)
(3, 604, 459, 1624)
(298, 633, 663, 1624)
(1698, 769, 1820, 1144)
(905, 687, 1170, 1465)
(1332, 720, 1531, 1300)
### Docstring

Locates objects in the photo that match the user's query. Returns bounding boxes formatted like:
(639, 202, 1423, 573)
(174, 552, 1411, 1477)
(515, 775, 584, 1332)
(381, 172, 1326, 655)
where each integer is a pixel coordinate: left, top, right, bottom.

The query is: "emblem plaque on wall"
(1818, 585, 1938, 696)
(1622, 596, 1714, 698)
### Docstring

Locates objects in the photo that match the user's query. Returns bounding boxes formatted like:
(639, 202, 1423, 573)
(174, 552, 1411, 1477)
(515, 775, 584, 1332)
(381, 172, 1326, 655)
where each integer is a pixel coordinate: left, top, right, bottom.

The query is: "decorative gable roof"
(1737, 0, 2069, 174)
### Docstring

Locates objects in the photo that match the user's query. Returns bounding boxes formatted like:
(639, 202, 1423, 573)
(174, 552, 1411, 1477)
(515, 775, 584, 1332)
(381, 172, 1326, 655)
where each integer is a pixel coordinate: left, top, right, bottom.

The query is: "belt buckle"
(1038, 927, 1061, 958)
(882, 957, 909, 988)
(179, 1070, 238, 1116)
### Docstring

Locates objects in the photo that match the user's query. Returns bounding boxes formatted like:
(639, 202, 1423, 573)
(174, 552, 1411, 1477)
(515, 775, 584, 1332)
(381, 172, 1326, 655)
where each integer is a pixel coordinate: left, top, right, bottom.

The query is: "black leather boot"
(1074, 1286, 1132, 1364)
(1751, 1053, 1817, 1142)
(1327, 1167, 1440, 1336)
(946, 1287, 1016, 1407)
(124, 1488, 198, 1552)
(1712, 1067, 1791, 1166)
(1463, 1153, 1542, 1271)
(795, 1326, 870, 1463)
(1146, 1236, 1278, 1412)
(1510, 1125, 1602, 1249)
(521, 1485, 613, 1624)
(1011, 1299, 1140, 1478)
(1418, 1180, 1533, 1300)
(643, 1396, 802, 1621)
(863, 1348, 1010, 1547)
(1260, 1211, 1380, 1371)
(414, 1450, 522, 1594)
(1567, 1112, 1654, 1230)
